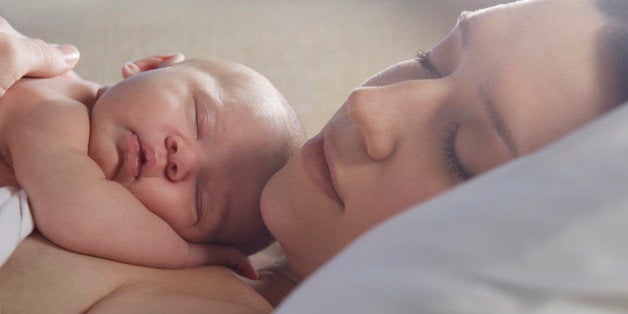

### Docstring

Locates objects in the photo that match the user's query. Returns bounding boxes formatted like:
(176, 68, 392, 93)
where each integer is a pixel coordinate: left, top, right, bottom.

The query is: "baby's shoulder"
(0, 77, 93, 154)
(3, 73, 99, 108)
(0, 73, 97, 120)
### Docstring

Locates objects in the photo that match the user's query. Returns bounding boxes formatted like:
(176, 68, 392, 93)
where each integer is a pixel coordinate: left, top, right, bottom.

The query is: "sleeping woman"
(0, 0, 626, 312)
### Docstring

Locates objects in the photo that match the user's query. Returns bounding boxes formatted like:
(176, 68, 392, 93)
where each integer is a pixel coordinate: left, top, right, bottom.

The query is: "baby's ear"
(121, 53, 186, 79)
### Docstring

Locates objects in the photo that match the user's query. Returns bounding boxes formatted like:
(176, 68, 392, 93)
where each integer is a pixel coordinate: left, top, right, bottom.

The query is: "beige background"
(1, 0, 505, 136)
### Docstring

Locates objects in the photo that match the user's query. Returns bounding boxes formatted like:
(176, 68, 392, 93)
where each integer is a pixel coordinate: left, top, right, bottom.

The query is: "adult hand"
(0, 17, 80, 97)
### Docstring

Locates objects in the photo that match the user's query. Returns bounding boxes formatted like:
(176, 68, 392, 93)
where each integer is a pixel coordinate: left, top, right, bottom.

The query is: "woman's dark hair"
(595, 0, 628, 105)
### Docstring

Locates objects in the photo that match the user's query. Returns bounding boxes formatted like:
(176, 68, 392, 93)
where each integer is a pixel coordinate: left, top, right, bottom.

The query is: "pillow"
(277, 102, 628, 314)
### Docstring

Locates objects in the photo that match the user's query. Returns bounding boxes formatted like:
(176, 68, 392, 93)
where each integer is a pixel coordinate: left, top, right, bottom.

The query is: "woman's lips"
(301, 132, 344, 206)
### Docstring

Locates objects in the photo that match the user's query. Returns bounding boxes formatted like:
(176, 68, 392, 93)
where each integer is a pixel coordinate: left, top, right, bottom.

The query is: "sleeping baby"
(0, 54, 305, 278)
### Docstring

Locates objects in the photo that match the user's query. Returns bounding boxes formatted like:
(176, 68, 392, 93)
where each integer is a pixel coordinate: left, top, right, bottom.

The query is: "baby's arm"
(0, 79, 255, 278)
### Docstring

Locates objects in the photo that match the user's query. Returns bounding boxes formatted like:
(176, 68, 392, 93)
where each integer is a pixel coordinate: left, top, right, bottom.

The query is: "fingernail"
(169, 53, 185, 62)
(55, 44, 80, 67)
(124, 62, 139, 74)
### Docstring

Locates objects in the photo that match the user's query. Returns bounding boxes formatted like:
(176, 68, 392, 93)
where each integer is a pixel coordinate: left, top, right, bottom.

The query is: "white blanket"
(0, 186, 32, 267)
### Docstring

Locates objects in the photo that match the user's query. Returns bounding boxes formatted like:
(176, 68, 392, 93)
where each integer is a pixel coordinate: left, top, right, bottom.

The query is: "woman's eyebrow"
(416, 51, 441, 77)
(458, 12, 517, 157)
(417, 12, 472, 78)
(478, 86, 518, 157)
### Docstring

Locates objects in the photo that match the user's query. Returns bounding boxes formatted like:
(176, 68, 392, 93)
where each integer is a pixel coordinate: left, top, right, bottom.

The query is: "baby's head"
(89, 58, 306, 254)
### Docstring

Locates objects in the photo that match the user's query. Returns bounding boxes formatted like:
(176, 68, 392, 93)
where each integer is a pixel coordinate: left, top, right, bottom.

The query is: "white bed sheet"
(277, 102, 628, 314)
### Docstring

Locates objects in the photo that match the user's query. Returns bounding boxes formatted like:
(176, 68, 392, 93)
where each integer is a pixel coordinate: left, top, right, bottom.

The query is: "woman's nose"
(165, 135, 199, 182)
(346, 80, 444, 161)
(346, 87, 396, 160)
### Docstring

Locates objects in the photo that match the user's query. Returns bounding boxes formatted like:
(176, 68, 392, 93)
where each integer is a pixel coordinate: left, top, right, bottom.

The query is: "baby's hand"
(121, 53, 185, 79)
(186, 243, 258, 280)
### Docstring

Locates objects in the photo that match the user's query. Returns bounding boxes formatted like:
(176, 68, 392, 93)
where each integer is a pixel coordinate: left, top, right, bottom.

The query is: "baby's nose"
(165, 135, 198, 182)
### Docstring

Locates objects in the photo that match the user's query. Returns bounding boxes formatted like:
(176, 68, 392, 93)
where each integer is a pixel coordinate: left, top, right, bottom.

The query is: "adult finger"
(0, 16, 77, 76)
(0, 36, 79, 96)
(25, 39, 80, 77)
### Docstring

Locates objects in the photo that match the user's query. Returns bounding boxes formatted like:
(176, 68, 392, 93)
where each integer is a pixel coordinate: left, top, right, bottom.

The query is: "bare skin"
(0, 55, 288, 313)
(0, 13, 274, 314)
(0, 0, 622, 312)
(0, 233, 272, 313)
(0, 68, 261, 277)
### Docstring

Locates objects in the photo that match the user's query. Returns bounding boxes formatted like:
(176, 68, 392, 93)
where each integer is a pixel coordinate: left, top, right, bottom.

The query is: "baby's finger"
(210, 245, 258, 280)
(122, 53, 185, 79)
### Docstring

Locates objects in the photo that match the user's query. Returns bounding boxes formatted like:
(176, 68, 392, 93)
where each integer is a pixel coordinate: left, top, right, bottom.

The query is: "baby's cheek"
(129, 182, 192, 228)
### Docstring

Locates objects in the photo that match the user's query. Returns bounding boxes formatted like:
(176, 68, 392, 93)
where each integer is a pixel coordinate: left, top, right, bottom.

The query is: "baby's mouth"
(135, 135, 151, 179)
(141, 149, 146, 164)
(139, 146, 146, 176)
(134, 137, 157, 179)
(126, 133, 141, 179)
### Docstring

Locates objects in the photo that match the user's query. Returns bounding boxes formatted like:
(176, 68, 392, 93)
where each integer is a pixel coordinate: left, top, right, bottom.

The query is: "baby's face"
(89, 60, 298, 253)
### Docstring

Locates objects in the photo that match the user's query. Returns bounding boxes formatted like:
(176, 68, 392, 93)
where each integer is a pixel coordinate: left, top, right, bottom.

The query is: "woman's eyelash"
(415, 50, 429, 66)
(443, 123, 473, 181)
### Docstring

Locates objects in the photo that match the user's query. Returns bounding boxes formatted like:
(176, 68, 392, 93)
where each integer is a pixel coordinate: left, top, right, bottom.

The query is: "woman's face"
(261, 0, 617, 278)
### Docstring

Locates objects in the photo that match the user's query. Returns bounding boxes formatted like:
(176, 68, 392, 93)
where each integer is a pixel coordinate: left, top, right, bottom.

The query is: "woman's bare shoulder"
(0, 233, 272, 313)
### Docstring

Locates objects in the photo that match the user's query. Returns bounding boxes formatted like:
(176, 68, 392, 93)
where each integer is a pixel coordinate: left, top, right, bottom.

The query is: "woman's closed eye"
(417, 50, 472, 182)
(443, 123, 473, 182)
